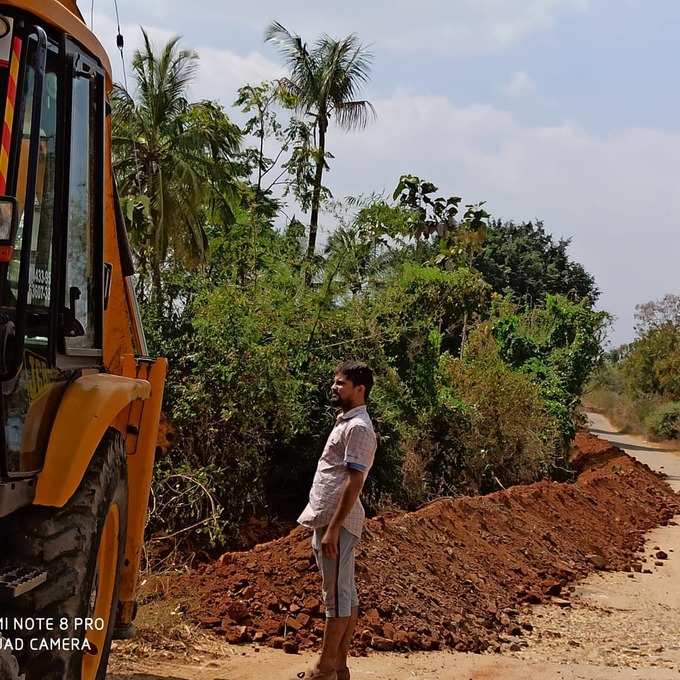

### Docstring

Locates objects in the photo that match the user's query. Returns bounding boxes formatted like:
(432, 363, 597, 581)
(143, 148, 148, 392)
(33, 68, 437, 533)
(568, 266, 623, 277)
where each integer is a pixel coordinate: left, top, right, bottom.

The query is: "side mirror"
(0, 196, 17, 263)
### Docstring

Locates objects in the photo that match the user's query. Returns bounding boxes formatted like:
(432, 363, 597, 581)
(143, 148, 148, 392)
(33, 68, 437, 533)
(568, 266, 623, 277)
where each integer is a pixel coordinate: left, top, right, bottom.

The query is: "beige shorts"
(312, 526, 360, 618)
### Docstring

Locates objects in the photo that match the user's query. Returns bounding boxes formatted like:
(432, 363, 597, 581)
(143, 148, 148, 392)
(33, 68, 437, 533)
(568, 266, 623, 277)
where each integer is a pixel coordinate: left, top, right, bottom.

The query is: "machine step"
(0, 564, 47, 600)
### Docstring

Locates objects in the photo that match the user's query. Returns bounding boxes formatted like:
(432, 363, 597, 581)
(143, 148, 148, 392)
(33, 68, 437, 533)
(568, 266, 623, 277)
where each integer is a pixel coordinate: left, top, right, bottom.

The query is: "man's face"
(330, 372, 363, 409)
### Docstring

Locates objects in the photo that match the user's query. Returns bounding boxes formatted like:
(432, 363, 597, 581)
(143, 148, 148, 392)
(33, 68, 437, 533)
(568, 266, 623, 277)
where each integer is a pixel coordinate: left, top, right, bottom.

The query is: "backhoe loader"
(0, 1, 167, 678)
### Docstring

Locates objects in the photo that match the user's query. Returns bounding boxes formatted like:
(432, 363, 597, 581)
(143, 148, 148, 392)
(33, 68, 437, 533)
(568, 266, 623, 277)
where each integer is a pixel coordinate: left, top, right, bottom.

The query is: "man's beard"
(330, 393, 342, 408)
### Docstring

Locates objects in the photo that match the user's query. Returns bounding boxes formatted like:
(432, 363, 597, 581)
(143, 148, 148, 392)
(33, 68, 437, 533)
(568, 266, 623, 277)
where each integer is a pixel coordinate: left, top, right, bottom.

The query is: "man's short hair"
(335, 360, 374, 400)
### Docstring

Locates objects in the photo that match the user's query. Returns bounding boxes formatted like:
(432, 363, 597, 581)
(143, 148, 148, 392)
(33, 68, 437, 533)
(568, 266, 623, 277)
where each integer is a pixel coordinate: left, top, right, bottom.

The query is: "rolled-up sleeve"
(344, 424, 376, 473)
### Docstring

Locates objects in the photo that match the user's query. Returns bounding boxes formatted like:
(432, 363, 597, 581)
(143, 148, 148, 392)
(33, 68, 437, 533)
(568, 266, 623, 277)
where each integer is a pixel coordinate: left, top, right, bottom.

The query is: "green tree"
(235, 81, 284, 204)
(112, 29, 242, 304)
(439, 344, 560, 492)
(392, 174, 462, 250)
(265, 22, 375, 262)
(474, 220, 599, 306)
(624, 323, 680, 398)
(493, 295, 610, 442)
(621, 294, 680, 400)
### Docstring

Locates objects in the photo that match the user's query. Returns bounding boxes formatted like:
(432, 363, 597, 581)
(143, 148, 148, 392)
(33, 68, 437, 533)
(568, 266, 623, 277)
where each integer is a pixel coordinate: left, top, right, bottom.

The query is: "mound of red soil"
(182, 433, 680, 654)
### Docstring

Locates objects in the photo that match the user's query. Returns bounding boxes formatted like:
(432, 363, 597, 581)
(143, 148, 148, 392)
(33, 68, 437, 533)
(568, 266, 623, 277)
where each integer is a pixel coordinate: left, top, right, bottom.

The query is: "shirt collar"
(336, 405, 368, 422)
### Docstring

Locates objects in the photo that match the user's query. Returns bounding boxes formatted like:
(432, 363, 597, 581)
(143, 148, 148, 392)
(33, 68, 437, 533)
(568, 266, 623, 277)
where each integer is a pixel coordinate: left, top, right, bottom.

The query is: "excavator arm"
(56, 0, 84, 19)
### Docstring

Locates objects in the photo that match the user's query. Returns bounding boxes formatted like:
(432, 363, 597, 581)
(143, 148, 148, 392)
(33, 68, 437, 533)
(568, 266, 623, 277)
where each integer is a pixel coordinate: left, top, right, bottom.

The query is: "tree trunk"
(256, 118, 264, 201)
(307, 119, 327, 263)
(460, 309, 468, 358)
(151, 260, 163, 309)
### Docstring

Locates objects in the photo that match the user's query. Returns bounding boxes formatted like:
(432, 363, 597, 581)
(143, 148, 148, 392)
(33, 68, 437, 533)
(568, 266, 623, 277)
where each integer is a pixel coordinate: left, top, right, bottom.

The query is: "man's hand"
(321, 470, 364, 559)
(321, 524, 341, 559)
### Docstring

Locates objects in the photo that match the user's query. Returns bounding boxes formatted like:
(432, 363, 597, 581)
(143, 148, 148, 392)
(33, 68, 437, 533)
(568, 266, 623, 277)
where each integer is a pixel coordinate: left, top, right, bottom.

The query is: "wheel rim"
(82, 503, 120, 680)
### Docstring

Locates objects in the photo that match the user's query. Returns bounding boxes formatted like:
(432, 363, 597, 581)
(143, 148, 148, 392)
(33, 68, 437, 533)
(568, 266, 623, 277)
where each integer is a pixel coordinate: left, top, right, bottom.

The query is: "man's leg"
(336, 542, 359, 672)
(336, 606, 358, 672)
(317, 615, 351, 671)
(312, 528, 358, 673)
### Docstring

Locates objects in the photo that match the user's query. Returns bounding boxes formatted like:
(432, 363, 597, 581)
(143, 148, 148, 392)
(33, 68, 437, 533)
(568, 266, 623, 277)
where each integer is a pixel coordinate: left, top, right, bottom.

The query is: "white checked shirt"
(298, 405, 377, 539)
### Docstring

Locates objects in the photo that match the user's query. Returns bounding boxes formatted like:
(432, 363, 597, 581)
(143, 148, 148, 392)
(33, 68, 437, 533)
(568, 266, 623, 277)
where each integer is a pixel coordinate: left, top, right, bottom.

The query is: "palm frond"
(334, 99, 376, 130)
(265, 21, 321, 115)
(264, 21, 308, 68)
(318, 34, 373, 104)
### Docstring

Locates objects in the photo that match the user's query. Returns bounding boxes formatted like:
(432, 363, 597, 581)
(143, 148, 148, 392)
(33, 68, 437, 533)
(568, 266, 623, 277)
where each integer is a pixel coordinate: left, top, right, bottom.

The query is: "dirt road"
(108, 415, 680, 680)
(508, 414, 680, 674)
(586, 412, 680, 493)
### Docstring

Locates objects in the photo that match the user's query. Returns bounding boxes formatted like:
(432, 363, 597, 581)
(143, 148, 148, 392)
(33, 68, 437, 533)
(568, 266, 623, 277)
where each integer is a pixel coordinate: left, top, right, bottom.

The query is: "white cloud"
(374, 0, 592, 55)
(92, 11, 282, 103)
(190, 48, 283, 104)
(503, 71, 537, 97)
(103, 0, 593, 57)
(324, 91, 679, 238)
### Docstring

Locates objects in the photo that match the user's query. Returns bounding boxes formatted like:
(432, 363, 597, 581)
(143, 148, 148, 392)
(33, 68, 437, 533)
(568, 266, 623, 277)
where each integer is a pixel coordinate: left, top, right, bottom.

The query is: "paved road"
(509, 413, 680, 675)
(587, 411, 680, 491)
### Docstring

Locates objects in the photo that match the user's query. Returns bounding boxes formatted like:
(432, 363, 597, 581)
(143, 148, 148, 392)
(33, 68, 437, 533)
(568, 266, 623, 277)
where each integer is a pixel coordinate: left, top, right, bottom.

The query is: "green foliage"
(112, 30, 242, 303)
(141, 202, 606, 550)
(644, 403, 680, 441)
(474, 220, 599, 305)
(265, 23, 375, 131)
(110, 62, 605, 553)
(375, 264, 491, 371)
(142, 247, 497, 545)
(493, 295, 610, 442)
(105, 21, 611, 556)
(392, 174, 462, 242)
(234, 81, 320, 213)
(623, 323, 680, 399)
(590, 294, 680, 442)
(439, 342, 560, 491)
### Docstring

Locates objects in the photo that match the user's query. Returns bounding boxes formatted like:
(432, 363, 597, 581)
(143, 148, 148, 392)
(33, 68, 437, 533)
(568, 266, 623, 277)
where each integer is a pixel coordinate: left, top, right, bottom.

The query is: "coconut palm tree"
(112, 29, 241, 304)
(265, 22, 375, 264)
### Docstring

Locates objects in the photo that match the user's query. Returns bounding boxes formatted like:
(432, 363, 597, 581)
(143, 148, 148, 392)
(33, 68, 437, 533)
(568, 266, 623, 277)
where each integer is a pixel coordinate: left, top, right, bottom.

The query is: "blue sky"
(92, 0, 680, 345)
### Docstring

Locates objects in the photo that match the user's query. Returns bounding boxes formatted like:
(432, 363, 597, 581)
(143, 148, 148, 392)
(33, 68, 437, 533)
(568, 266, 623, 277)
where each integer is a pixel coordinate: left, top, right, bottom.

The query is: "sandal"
(293, 670, 338, 680)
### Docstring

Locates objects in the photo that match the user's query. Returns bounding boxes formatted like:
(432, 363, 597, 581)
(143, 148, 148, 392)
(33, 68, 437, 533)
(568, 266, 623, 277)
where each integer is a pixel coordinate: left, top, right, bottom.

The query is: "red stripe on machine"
(6, 71, 15, 101)
(0, 36, 21, 194)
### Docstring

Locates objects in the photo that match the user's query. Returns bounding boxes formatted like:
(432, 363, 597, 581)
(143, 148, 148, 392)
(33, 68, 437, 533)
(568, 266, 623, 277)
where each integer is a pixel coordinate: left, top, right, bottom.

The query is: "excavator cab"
(0, 4, 167, 680)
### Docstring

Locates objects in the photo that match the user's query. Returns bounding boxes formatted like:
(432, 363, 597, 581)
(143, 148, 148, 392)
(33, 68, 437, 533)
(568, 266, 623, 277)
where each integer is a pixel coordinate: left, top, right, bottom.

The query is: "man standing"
(295, 361, 377, 680)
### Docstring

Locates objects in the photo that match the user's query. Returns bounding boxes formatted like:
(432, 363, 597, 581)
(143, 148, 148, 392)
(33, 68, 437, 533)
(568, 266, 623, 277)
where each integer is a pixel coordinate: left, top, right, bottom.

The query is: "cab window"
(64, 52, 102, 352)
(6, 38, 58, 349)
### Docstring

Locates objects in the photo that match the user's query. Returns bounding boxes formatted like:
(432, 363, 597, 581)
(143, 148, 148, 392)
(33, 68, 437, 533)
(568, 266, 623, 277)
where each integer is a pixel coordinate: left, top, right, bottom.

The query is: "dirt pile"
(182, 433, 680, 654)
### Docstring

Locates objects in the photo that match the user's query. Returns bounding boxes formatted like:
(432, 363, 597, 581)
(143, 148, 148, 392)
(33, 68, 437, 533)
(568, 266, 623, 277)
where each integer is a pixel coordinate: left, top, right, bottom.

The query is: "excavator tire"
(0, 648, 20, 680)
(5, 430, 127, 680)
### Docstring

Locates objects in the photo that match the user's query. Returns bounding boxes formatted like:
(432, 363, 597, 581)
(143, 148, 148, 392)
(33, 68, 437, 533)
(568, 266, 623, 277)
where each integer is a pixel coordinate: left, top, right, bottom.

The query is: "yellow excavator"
(0, 1, 167, 678)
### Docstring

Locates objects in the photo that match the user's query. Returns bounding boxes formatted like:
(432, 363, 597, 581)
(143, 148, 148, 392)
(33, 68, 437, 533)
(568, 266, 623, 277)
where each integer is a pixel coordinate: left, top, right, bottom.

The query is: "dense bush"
(623, 324, 680, 400)
(138, 220, 607, 552)
(440, 336, 560, 492)
(143, 259, 493, 541)
(645, 403, 680, 441)
(493, 295, 609, 443)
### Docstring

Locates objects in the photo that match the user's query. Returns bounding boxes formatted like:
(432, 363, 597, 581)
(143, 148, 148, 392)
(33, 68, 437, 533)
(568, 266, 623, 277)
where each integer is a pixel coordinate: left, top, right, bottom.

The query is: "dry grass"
(583, 389, 679, 448)
(582, 389, 643, 433)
